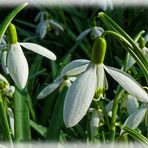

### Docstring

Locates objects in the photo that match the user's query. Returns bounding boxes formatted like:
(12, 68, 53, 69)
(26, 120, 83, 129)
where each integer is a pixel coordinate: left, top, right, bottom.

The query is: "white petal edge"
(76, 28, 92, 41)
(7, 43, 29, 89)
(104, 65, 148, 102)
(19, 42, 56, 61)
(61, 59, 90, 76)
(37, 82, 60, 99)
(121, 107, 147, 135)
(64, 63, 97, 127)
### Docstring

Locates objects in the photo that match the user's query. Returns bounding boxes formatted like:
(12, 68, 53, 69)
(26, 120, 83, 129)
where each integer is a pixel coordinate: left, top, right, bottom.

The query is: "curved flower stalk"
(64, 37, 148, 128)
(125, 36, 148, 71)
(6, 23, 56, 89)
(35, 11, 63, 39)
(0, 74, 15, 98)
(37, 75, 76, 99)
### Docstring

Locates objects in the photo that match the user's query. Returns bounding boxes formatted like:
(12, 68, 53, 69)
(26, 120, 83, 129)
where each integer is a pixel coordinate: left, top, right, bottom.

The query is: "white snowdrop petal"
(126, 55, 135, 71)
(105, 100, 114, 112)
(64, 63, 97, 127)
(19, 42, 56, 60)
(127, 95, 139, 115)
(96, 64, 105, 89)
(61, 59, 90, 76)
(76, 28, 92, 41)
(121, 107, 147, 134)
(2, 50, 9, 74)
(37, 83, 60, 99)
(104, 65, 148, 102)
(39, 21, 48, 39)
(91, 27, 104, 38)
(7, 43, 29, 89)
(49, 19, 64, 31)
(69, 77, 77, 82)
(53, 75, 63, 83)
(34, 11, 42, 22)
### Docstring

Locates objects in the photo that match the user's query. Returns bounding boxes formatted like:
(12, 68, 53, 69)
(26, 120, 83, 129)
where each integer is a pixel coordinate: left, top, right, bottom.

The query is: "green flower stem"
(110, 88, 125, 142)
(122, 30, 145, 71)
(99, 12, 148, 80)
(102, 30, 148, 84)
(7, 23, 18, 44)
(14, 88, 31, 142)
(0, 3, 28, 42)
(98, 100, 111, 130)
(0, 94, 12, 142)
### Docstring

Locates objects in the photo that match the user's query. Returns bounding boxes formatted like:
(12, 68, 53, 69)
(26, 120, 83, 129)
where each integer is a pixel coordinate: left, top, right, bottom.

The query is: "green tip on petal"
(91, 37, 107, 64)
(7, 23, 18, 44)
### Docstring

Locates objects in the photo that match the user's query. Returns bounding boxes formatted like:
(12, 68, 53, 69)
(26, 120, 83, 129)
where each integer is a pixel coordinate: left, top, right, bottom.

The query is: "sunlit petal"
(20, 42, 56, 60)
(104, 65, 148, 102)
(61, 59, 90, 76)
(7, 43, 29, 89)
(64, 63, 97, 127)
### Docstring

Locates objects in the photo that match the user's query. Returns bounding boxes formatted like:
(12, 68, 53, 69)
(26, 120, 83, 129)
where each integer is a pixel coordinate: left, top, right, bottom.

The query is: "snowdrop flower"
(35, 11, 63, 39)
(0, 74, 15, 98)
(77, 26, 104, 41)
(7, 23, 56, 89)
(64, 37, 148, 127)
(37, 75, 76, 99)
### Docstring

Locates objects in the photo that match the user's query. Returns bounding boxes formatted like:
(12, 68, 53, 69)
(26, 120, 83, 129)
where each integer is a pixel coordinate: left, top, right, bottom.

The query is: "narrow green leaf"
(0, 94, 12, 142)
(30, 120, 47, 138)
(122, 126, 148, 147)
(0, 3, 28, 42)
(47, 86, 68, 141)
(14, 88, 31, 142)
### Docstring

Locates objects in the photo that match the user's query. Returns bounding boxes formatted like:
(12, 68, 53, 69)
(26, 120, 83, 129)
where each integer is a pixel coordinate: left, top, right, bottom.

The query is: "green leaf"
(122, 126, 148, 147)
(30, 120, 47, 138)
(47, 86, 68, 141)
(98, 12, 148, 83)
(0, 3, 28, 42)
(14, 88, 31, 141)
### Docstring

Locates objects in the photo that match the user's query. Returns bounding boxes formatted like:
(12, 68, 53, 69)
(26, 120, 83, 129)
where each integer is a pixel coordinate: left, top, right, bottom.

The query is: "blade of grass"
(0, 3, 28, 42)
(122, 126, 148, 147)
(0, 94, 12, 142)
(14, 88, 31, 142)
(47, 86, 68, 141)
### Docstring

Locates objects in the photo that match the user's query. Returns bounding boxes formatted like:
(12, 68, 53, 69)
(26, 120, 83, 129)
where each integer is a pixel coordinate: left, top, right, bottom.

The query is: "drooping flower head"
(63, 37, 148, 128)
(6, 23, 56, 89)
